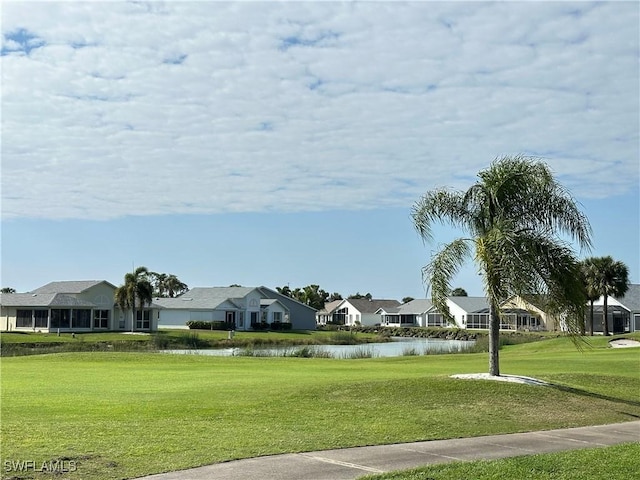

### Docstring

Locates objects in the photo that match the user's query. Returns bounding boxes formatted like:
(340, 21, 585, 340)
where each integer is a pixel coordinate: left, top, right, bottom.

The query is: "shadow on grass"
(548, 383, 640, 408)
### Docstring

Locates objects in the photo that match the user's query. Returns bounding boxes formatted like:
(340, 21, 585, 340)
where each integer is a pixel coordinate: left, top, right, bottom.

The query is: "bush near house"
(186, 321, 234, 330)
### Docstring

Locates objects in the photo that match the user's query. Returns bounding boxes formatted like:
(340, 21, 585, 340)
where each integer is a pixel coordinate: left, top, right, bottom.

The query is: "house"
(501, 296, 556, 331)
(154, 286, 317, 331)
(0, 280, 161, 333)
(381, 296, 550, 331)
(332, 298, 401, 327)
(585, 284, 640, 334)
(379, 299, 446, 328)
(315, 300, 343, 325)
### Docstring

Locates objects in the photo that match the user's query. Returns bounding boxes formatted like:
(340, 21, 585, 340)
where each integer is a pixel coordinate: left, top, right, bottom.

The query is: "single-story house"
(154, 286, 317, 331)
(332, 298, 401, 327)
(379, 299, 447, 328)
(315, 300, 343, 325)
(380, 296, 546, 331)
(585, 284, 640, 334)
(0, 280, 161, 333)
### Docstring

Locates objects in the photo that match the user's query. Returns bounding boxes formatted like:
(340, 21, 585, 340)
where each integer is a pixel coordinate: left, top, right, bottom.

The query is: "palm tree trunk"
(589, 301, 594, 336)
(488, 300, 500, 376)
(602, 296, 609, 336)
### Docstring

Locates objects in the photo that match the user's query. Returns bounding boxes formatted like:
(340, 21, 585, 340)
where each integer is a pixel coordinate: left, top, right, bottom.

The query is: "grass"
(1, 333, 639, 480)
(360, 443, 640, 480)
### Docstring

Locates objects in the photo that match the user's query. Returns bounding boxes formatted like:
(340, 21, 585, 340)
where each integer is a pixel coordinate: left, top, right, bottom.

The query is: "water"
(163, 338, 475, 358)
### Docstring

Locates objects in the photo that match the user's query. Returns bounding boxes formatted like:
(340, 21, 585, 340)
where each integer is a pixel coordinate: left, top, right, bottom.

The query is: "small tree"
(115, 266, 154, 332)
(584, 256, 629, 335)
(1, 287, 16, 293)
(412, 155, 591, 376)
(450, 288, 468, 297)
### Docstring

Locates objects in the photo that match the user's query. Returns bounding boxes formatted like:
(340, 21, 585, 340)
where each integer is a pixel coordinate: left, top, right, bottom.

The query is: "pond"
(163, 337, 475, 358)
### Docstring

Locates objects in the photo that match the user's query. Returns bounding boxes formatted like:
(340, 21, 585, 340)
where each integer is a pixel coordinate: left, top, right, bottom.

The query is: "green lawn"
(1, 334, 639, 480)
(361, 443, 640, 480)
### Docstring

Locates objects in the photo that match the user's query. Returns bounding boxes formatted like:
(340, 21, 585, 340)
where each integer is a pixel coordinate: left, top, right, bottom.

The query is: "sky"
(1, 1, 638, 301)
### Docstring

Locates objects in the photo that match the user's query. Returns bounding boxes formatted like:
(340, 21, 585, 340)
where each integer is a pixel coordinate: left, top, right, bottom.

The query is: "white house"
(379, 299, 447, 328)
(154, 286, 317, 331)
(585, 284, 640, 334)
(315, 300, 343, 325)
(333, 298, 401, 327)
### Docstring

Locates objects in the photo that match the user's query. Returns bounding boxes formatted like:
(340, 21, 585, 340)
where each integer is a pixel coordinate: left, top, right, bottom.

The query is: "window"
(72, 309, 92, 328)
(250, 311, 259, 326)
(34, 310, 48, 328)
(16, 310, 32, 328)
(136, 310, 151, 329)
(94, 310, 110, 329)
(273, 311, 282, 322)
(426, 313, 444, 327)
(467, 314, 489, 329)
(51, 309, 71, 329)
(238, 312, 244, 328)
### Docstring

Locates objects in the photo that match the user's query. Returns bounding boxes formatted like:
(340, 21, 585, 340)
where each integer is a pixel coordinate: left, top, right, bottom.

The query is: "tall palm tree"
(114, 266, 154, 332)
(579, 257, 603, 336)
(163, 274, 188, 298)
(593, 256, 629, 336)
(412, 155, 592, 376)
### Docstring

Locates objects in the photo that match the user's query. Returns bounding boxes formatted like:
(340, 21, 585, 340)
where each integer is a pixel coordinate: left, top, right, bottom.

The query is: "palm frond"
(423, 238, 472, 323)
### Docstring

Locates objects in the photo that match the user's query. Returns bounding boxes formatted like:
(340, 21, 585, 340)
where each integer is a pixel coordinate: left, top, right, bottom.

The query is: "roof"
(0, 293, 96, 308)
(616, 284, 640, 311)
(447, 296, 490, 313)
(154, 287, 257, 310)
(31, 280, 116, 294)
(317, 300, 343, 315)
(342, 298, 401, 314)
(397, 299, 433, 314)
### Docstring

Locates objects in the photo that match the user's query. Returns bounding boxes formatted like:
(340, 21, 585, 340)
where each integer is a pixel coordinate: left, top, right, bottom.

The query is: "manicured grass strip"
(1, 338, 639, 480)
(360, 442, 640, 480)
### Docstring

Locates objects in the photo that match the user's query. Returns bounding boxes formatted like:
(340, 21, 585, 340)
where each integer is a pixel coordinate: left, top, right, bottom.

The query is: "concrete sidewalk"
(139, 421, 640, 480)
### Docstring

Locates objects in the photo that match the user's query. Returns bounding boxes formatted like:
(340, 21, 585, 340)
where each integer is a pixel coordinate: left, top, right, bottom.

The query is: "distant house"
(316, 300, 343, 325)
(501, 296, 556, 331)
(155, 286, 317, 331)
(379, 299, 447, 328)
(585, 284, 640, 334)
(1, 281, 318, 333)
(0, 280, 161, 333)
(381, 296, 545, 331)
(333, 298, 401, 327)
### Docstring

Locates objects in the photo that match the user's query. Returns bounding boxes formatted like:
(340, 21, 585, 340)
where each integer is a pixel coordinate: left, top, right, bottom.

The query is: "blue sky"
(1, 1, 638, 300)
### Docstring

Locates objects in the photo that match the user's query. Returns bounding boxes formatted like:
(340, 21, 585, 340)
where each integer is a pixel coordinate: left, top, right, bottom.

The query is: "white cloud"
(1, 1, 638, 220)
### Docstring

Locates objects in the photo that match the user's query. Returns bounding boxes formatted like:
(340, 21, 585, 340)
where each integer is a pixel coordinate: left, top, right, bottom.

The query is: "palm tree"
(592, 256, 629, 336)
(579, 257, 603, 336)
(114, 266, 154, 332)
(162, 274, 188, 298)
(412, 155, 591, 376)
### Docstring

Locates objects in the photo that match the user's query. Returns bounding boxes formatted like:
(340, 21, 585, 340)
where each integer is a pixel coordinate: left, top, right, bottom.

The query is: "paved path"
(138, 421, 640, 480)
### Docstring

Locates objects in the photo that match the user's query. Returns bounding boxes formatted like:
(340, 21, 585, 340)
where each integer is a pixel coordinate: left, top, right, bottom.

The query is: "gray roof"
(31, 280, 115, 294)
(0, 293, 96, 308)
(154, 287, 257, 310)
(615, 284, 640, 311)
(397, 299, 434, 314)
(447, 296, 490, 313)
(344, 298, 401, 314)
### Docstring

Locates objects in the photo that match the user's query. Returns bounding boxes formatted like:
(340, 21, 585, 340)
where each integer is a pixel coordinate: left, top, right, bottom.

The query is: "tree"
(412, 155, 591, 376)
(582, 256, 629, 336)
(276, 284, 329, 310)
(579, 257, 603, 336)
(328, 292, 343, 302)
(348, 292, 372, 300)
(402, 296, 415, 304)
(115, 266, 154, 332)
(149, 272, 189, 298)
(1, 287, 16, 293)
(450, 288, 468, 297)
